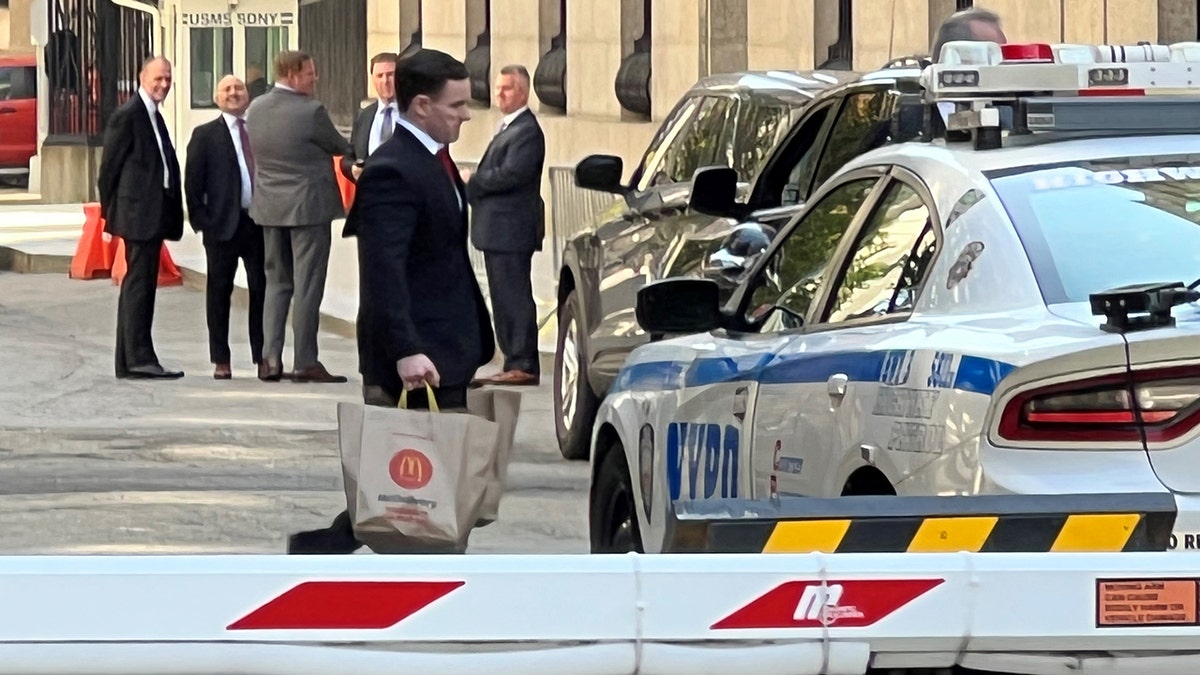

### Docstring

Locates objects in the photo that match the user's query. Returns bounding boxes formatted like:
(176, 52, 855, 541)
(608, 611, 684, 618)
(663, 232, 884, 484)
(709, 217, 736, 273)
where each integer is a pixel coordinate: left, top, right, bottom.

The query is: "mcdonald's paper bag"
(339, 402, 501, 553)
(466, 389, 522, 525)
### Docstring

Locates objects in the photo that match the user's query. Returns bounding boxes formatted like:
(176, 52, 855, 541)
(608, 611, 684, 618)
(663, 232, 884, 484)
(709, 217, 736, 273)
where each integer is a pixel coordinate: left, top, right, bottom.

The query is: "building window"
(188, 28, 232, 109)
(399, 0, 422, 58)
(465, 0, 491, 106)
(615, 0, 651, 118)
(534, 0, 566, 112)
(244, 26, 288, 103)
(957, 0, 973, 9)
(46, 0, 154, 144)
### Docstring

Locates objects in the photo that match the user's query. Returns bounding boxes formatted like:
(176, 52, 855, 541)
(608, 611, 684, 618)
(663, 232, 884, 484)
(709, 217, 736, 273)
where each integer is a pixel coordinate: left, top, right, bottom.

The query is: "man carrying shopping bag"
(287, 48, 496, 554)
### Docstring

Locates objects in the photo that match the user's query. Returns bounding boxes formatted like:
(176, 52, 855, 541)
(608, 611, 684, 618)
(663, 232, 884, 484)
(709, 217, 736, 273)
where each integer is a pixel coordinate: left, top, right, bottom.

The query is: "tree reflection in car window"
(657, 96, 736, 188)
(733, 102, 792, 188)
(826, 181, 935, 323)
(811, 91, 894, 189)
(634, 96, 703, 192)
(746, 177, 878, 331)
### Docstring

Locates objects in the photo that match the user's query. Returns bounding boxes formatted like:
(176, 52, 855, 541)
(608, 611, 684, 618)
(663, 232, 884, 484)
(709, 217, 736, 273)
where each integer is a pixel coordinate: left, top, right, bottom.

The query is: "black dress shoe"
(287, 511, 362, 554)
(123, 364, 184, 379)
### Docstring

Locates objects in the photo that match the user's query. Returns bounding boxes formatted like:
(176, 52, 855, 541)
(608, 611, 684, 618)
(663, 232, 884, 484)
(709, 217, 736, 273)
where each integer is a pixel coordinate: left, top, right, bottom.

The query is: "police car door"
(738, 170, 889, 498)
(802, 169, 943, 496)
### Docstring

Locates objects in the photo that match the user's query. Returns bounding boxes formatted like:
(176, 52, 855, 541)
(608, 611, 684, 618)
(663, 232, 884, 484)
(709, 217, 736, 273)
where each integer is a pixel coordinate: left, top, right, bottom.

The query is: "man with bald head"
(185, 75, 266, 379)
(98, 56, 185, 380)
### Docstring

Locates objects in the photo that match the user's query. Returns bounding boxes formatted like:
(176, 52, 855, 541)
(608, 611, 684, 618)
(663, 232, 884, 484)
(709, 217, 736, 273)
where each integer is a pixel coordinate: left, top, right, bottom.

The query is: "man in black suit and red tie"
(287, 48, 494, 554)
(97, 56, 185, 380)
(184, 75, 266, 380)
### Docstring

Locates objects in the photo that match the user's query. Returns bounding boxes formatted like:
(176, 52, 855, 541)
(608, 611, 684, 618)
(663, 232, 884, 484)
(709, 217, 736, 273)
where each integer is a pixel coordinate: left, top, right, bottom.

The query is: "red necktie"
(437, 146, 457, 187)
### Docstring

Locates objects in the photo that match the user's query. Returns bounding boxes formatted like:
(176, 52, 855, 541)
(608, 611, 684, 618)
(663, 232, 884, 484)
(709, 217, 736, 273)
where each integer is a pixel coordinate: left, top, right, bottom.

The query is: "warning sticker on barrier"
(1096, 578, 1199, 627)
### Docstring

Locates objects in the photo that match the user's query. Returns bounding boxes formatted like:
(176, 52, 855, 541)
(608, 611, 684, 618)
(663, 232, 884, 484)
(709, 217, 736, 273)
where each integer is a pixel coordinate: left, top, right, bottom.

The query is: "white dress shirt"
(221, 112, 254, 209)
(137, 88, 170, 189)
(396, 115, 460, 209)
(497, 105, 528, 135)
(368, 101, 399, 155)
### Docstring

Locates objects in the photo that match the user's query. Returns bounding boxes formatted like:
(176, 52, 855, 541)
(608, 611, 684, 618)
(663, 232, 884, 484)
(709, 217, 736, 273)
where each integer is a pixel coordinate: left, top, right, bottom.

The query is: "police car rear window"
(989, 158, 1200, 305)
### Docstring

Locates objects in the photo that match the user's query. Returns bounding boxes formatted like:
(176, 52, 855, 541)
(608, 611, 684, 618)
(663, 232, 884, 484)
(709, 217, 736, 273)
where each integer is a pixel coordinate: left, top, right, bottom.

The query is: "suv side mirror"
(636, 278, 722, 335)
(688, 166, 738, 217)
(575, 155, 627, 194)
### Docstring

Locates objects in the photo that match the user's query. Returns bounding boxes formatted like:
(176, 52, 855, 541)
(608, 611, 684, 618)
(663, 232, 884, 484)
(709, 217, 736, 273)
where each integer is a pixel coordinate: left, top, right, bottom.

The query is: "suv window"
(824, 179, 936, 323)
(745, 177, 880, 330)
(657, 95, 737, 188)
(633, 96, 703, 192)
(0, 65, 36, 100)
(811, 90, 895, 188)
(732, 99, 796, 187)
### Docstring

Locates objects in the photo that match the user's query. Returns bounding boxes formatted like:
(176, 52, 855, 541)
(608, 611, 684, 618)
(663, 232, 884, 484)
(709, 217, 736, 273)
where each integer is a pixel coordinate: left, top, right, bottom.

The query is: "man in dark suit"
(464, 64, 545, 386)
(287, 48, 494, 555)
(339, 52, 398, 183)
(245, 50, 351, 383)
(97, 56, 185, 380)
(184, 75, 266, 380)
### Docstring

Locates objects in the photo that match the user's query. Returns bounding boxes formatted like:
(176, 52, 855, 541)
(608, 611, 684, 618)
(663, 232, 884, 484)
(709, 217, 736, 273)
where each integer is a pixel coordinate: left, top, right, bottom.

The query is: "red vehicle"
(0, 54, 37, 179)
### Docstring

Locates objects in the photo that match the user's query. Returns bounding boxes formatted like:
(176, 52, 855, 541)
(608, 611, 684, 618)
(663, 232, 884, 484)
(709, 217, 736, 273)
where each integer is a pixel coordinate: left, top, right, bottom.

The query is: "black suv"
(554, 66, 924, 460)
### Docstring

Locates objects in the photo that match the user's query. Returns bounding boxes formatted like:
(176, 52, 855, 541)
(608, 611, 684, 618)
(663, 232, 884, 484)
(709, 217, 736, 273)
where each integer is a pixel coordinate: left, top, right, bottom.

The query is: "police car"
(588, 39, 1200, 554)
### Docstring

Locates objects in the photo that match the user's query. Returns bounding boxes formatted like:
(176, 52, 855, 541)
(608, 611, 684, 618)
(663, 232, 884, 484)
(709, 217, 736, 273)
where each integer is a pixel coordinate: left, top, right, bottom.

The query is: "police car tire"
(589, 446, 643, 554)
(554, 290, 600, 461)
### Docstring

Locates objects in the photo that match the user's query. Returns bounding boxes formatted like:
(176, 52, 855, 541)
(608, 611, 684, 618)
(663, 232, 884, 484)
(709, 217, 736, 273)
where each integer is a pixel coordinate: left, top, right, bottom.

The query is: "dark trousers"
(483, 250, 539, 374)
(115, 238, 164, 376)
(205, 211, 266, 365)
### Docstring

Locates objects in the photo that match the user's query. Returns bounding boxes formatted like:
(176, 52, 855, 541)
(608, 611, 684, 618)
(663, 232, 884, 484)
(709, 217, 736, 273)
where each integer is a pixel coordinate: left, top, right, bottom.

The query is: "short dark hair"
(931, 8, 1002, 62)
(370, 52, 398, 70)
(274, 50, 312, 79)
(396, 48, 470, 111)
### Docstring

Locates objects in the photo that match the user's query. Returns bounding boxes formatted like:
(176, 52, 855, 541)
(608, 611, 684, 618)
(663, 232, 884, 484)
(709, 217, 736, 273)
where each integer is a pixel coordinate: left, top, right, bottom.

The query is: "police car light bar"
(926, 39, 1200, 100)
(924, 40, 1200, 144)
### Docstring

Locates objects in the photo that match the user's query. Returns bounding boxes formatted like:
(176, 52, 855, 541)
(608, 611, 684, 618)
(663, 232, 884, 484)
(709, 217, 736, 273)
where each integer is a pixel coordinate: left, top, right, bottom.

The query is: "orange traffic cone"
(69, 202, 115, 280)
(111, 239, 183, 287)
(334, 155, 356, 212)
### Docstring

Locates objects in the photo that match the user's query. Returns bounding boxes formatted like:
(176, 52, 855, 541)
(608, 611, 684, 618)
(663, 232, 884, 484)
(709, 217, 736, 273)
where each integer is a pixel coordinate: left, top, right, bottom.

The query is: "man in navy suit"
(97, 56, 185, 380)
(184, 75, 266, 380)
(287, 49, 494, 554)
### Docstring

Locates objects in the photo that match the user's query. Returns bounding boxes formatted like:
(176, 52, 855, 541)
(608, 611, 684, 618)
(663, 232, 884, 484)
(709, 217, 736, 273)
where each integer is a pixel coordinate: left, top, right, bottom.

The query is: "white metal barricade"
(3, 552, 1200, 674)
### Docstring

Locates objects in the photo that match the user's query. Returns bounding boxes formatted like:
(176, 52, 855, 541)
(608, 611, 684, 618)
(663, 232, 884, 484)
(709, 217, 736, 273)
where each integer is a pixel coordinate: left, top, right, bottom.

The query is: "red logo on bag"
(389, 449, 433, 489)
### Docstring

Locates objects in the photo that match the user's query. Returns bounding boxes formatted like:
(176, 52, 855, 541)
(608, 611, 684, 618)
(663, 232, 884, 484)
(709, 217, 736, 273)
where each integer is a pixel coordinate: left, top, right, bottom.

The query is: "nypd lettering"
(666, 422, 739, 500)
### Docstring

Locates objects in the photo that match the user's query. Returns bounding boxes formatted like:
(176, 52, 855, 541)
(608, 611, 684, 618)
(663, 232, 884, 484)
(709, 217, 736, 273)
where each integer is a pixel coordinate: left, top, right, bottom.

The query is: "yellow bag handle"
(398, 381, 440, 412)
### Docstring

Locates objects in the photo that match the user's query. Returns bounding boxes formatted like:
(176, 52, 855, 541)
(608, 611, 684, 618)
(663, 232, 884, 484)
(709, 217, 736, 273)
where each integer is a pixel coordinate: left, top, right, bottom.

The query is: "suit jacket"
(467, 109, 546, 253)
(97, 96, 183, 242)
(184, 116, 248, 246)
(343, 125, 495, 392)
(244, 87, 350, 227)
(339, 101, 378, 183)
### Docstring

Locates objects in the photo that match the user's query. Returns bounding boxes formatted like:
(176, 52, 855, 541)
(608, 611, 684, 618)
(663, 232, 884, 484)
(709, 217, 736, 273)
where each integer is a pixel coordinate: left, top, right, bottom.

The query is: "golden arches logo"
(389, 449, 433, 489)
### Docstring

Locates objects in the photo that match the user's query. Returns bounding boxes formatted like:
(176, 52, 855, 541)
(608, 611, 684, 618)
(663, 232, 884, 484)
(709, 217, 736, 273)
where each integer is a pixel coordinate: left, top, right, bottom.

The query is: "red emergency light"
(1000, 43, 1054, 62)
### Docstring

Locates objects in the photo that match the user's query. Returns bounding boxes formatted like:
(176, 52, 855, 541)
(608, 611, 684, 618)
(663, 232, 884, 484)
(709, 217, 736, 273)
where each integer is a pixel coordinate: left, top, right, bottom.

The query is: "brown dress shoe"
(486, 370, 540, 386)
(258, 361, 282, 382)
(213, 364, 232, 380)
(292, 362, 348, 384)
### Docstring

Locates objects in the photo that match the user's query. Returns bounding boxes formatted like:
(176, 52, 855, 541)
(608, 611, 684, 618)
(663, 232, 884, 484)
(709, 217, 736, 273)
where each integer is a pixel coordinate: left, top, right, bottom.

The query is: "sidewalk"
(0, 201, 560, 352)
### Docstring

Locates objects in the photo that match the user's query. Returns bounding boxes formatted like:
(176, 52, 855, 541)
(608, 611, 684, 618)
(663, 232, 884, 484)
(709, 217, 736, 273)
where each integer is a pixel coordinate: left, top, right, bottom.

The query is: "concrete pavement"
(0, 271, 589, 554)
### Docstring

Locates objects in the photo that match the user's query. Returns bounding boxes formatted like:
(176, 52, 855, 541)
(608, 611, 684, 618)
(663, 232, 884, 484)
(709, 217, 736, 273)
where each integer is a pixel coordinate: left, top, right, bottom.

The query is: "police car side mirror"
(688, 166, 739, 217)
(636, 278, 722, 335)
(575, 154, 628, 195)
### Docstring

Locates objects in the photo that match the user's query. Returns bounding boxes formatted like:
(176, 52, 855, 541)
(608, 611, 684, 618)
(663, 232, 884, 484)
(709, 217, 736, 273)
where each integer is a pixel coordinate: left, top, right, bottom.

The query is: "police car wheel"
(590, 447, 643, 554)
(554, 290, 600, 461)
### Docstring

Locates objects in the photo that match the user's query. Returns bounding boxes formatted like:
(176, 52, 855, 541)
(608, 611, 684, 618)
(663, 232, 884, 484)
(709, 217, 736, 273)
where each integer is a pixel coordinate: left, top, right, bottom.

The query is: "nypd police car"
(588, 40, 1200, 554)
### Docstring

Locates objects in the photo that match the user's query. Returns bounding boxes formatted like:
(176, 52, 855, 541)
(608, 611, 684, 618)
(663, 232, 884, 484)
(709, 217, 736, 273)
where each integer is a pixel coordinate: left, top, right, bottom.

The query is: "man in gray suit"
(246, 50, 351, 383)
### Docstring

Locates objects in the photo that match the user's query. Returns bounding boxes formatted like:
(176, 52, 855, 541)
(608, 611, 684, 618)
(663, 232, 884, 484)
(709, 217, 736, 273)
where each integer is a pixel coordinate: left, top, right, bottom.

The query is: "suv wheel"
(590, 445, 643, 553)
(554, 290, 600, 461)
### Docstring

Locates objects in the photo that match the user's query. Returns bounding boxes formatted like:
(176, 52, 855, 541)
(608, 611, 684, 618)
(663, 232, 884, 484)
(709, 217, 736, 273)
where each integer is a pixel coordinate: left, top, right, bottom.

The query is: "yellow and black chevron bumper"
(662, 493, 1177, 553)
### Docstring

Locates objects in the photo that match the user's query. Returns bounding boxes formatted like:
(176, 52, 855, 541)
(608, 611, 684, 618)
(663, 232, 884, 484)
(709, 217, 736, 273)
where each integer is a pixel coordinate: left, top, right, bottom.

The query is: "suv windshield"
(990, 158, 1200, 304)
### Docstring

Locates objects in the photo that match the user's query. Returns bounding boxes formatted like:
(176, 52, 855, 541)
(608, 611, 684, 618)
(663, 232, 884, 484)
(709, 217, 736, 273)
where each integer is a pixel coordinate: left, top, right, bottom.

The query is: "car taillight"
(997, 367, 1200, 444)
